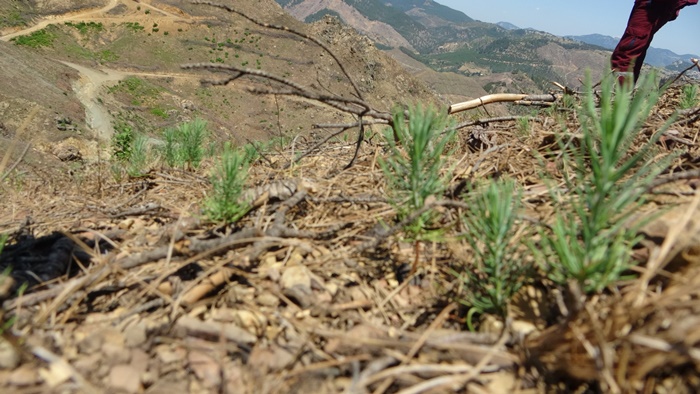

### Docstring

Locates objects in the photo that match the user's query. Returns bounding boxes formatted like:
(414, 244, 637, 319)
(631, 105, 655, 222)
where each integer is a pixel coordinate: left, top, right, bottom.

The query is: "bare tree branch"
(313, 120, 390, 129)
(663, 58, 700, 88)
(455, 116, 537, 131)
(345, 117, 364, 169)
(180, 65, 392, 123)
(190, 0, 365, 101)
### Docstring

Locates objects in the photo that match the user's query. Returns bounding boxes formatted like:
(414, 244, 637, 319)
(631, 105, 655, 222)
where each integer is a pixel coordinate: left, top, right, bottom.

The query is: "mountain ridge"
(275, 0, 609, 95)
(275, 0, 699, 93)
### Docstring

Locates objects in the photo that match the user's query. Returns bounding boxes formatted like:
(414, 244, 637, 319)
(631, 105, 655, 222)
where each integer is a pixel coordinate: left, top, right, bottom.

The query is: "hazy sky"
(434, 1, 700, 55)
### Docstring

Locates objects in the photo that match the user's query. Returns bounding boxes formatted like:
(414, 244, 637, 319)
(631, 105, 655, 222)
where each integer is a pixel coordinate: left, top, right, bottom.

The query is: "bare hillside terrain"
(0, 0, 436, 161)
(1, 1, 700, 394)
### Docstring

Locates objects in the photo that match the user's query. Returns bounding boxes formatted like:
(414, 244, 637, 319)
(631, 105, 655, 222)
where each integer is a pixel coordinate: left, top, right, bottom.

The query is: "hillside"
(275, 0, 613, 95)
(0, 0, 437, 163)
(277, 0, 698, 96)
(1, 1, 700, 394)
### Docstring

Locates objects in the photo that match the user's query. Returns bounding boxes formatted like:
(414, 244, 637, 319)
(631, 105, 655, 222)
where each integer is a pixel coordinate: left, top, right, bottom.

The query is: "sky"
(434, 1, 700, 55)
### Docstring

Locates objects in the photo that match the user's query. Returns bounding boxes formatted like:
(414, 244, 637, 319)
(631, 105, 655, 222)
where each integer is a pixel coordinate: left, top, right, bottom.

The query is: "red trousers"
(611, 0, 696, 82)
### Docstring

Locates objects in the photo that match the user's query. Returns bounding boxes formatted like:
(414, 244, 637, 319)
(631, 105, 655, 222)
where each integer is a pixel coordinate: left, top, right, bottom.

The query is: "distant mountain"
(565, 34, 618, 51)
(567, 33, 698, 67)
(496, 22, 519, 30)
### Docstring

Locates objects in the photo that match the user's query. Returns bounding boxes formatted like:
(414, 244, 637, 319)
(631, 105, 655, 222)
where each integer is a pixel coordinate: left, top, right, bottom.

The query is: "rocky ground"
(1, 80, 699, 393)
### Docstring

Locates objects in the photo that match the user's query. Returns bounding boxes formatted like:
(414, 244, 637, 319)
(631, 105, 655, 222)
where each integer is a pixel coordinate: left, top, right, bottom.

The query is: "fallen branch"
(180, 266, 237, 306)
(677, 106, 700, 125)
(449, 94, 560, 114)
(455, 116, 536, 131)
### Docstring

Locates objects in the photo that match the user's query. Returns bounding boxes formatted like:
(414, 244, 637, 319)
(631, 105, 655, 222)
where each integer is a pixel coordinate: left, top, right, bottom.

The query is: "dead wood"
(175, 315, 257, 345)
(455, 116, 537, 130)
(448, 93, 559, 114)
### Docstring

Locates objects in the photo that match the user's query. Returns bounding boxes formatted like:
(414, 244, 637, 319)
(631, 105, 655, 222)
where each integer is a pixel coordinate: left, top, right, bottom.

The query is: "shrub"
(161, 118, 208, 169)
(11, 28, 55, 48)
(112, 122, 135, 161)
(98, 50, 118, 63)
(126, 134, 150, 177)
(516, 116, 530, 138)
(150, 107, 168, 119)
(64, 21, 103, 34)
(124, 22, 144, 32)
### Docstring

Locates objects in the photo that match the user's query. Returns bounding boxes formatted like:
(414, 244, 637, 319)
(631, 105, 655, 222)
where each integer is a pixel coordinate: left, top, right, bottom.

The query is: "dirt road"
(0, 0, 120, 42)
(59, 61, 127, 140)
(59, 61, 199, 141)
(0, 0, 194, 42)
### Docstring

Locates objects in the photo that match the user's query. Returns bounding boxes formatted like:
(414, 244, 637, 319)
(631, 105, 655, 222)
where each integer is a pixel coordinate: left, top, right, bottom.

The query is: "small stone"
(74, 353, 102, 376)
(124, 322, 147, 347)
(102, 342, 131, 365)
(108, 364, 142, 394)
(231, 310, 267, 337)
(280, 266, 312, 294)
(130, 349, 150, 374)
(155, 344, 186, 364)
(255, 292, 279, 308)
(248, 344, 294, 372)
(39, 361, 72, 388)
(9, 364, 40, 386)
(77, 332, 104, 355)
(53, 144, 82, 162)
(0, 339, 20, 370)
(143, 379, 188, 394)
(118, 218, 135, 230)
(325, 282, 339, 297)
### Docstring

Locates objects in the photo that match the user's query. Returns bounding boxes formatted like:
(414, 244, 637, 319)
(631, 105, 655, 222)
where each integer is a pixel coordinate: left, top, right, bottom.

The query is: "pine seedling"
(161, 118, 208, 170)
(457, 178, 531, 330)
(543, 69, 674, 293)
(180, 118, 207, 168)
(162, 126, 181, 168)
(679, 83, 698, 110)
(126, 134, 150, 177)
(204, 144, 250, 223)
(379, 104, 456, 240)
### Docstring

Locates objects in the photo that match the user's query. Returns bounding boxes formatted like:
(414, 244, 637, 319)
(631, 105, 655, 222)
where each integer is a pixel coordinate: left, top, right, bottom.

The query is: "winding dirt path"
(60, 61, 199, 141)
(59, 61, 128, 140)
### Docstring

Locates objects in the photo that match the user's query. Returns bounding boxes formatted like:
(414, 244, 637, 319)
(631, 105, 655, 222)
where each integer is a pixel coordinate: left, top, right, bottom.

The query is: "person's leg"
(611, 1, 671, 82)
